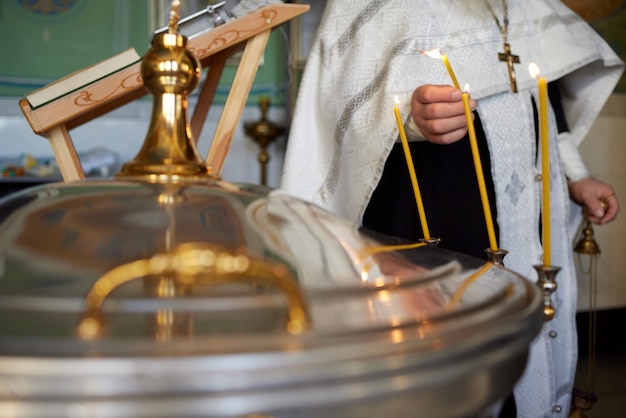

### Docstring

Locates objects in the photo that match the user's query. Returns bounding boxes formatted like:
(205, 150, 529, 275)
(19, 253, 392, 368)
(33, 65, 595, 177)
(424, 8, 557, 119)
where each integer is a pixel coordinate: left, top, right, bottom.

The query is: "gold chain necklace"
(484, 0, 520, 93)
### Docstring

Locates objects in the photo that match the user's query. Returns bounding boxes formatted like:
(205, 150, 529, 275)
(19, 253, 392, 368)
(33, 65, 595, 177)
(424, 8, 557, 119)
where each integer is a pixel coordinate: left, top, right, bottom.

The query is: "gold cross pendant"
(498, 43, 520, 93)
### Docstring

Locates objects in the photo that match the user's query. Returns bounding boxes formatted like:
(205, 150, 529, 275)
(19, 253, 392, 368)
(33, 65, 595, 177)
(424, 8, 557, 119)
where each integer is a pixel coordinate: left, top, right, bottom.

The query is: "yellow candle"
(441, 54, 461, 90)
(529, 63, 551, 266)
(461, 87, 498, 251)
(422, 49, 461, 90)
(393, 96, 431, 240)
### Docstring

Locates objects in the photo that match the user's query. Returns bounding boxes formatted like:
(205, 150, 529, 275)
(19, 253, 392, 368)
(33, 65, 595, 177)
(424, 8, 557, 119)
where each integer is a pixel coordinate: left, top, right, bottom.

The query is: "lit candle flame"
(394, 95, 400, 105)
(528, 62, 540, 80)
(464, 83, 470, 94)
(422, 48, 443, 59)
(422, 48, 460, 90)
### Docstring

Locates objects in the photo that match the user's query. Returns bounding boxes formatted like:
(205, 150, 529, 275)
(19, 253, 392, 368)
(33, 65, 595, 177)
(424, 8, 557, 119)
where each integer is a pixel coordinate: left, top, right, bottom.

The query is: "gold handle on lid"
(77, 242, 309, 339)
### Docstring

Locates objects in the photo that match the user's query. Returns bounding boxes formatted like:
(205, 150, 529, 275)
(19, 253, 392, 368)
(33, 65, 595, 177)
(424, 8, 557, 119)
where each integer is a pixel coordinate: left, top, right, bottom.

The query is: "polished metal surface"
(118, 7, 208, 180)
(0, 181, 543, 418)
(0, 3, 544, 417)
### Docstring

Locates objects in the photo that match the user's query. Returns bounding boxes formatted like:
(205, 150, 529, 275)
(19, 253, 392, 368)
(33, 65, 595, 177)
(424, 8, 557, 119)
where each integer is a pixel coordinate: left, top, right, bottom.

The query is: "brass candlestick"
(485, 247, 508, 267)
(419, 237, 441, 246)
(533, 264, 561, 321)
(244, 97, 285, 185)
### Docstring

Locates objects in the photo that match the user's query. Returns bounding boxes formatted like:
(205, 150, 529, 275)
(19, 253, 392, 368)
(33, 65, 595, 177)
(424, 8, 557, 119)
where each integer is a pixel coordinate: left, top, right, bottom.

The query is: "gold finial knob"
(117, 3, 208, 181)
(168, 0, 181, 33)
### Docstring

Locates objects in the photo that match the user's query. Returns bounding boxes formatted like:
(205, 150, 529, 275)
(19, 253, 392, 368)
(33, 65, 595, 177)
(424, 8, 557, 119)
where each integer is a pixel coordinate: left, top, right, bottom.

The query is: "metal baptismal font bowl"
(0, 4, 544, 418)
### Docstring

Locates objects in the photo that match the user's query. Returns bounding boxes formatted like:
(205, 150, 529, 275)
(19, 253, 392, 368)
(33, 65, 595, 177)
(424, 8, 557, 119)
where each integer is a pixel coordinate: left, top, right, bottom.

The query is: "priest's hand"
(410, 84, 477, 144)
(568, 177, 620, 224)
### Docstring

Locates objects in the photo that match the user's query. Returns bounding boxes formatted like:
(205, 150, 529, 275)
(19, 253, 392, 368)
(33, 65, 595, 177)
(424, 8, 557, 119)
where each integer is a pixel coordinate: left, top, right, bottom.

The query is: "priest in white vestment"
(281, 0, 623, 417)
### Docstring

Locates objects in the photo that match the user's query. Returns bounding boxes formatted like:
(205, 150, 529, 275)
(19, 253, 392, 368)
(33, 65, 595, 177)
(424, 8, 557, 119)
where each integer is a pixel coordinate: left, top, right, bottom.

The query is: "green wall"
(0, 0, 289, 105)
(0, 0, 151, 96)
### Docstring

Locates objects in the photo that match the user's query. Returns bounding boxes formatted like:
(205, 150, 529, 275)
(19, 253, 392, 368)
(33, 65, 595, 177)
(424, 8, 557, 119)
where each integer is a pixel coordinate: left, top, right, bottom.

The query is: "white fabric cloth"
(281, 1, 623, 417)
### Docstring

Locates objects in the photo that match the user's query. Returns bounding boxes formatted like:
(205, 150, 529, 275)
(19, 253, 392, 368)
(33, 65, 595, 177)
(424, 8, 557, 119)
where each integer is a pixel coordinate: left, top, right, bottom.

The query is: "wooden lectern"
(19, 3, 309, 182)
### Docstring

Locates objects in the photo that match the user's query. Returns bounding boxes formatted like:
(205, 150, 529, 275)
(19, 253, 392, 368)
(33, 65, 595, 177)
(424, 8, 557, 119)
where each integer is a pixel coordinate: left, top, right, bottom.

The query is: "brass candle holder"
(244, 97, 285, 185)
(533, 264, 561, 321)
(485, 247, 508, 267)
(419, 237, 441, 247)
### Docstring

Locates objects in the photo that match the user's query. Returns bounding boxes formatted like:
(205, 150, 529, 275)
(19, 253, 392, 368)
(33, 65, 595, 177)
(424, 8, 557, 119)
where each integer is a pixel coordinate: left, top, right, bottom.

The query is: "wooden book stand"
(19, 3, 309, 182)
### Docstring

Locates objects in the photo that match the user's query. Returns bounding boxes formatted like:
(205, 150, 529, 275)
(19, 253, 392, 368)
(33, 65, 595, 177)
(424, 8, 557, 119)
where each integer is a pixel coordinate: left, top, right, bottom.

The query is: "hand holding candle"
(461, 84, 499, 251)
(422, 48, 499, 252)
(393, 95, 431, 240)
(529, 63, 551, 266)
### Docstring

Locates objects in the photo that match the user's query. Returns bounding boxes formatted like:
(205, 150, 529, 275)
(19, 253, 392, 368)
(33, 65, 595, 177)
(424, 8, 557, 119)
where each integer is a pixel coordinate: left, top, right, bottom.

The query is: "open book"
(25, 47, 141, 109)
